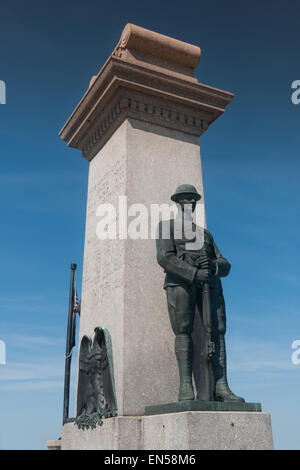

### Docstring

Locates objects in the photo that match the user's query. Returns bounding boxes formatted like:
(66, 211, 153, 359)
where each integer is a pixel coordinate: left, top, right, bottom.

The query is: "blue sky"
(0, 0, 299, 450)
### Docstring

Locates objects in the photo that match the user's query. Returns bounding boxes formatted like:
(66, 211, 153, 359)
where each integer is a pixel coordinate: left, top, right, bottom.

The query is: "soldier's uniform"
(156, 184, 244, 402)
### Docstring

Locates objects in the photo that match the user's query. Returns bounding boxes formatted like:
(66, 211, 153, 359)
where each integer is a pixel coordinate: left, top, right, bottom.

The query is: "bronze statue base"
(144, 400, 262, 416)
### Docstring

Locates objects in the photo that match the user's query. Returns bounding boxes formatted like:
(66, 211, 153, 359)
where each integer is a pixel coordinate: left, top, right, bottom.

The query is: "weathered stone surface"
(61, 412, 273, 450)
(113, 23, 201, 72)
(61, 417, 143, 450)
(59, 24, 234, 160)
(143, 411, 273, 450)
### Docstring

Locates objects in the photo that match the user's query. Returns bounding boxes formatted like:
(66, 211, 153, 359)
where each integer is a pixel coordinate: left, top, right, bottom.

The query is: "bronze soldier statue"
(156, 184, 244, 403)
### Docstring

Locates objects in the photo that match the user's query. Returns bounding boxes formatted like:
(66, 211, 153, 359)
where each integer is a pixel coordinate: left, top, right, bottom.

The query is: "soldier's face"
(178, 196, 197, 214)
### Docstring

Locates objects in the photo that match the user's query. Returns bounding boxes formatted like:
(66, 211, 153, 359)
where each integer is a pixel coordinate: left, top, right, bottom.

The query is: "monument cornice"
(59, 25, 234, 160)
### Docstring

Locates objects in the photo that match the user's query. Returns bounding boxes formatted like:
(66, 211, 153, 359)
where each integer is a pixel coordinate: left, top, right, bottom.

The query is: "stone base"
(61, 416, 143, 450)
(61, 411, 273, 450)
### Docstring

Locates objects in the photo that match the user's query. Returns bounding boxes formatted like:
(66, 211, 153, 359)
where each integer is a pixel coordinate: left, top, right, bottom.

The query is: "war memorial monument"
(49, 24, 273, 450)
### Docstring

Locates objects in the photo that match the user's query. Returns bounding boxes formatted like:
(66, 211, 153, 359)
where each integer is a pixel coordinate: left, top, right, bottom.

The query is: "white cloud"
(0, 380, 64, 392)
(0, 361, 64, 381)
(227, 338, 296, 374)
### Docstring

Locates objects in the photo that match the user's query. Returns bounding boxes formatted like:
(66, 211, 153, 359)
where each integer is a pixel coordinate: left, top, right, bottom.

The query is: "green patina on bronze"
(75, 327, 118, 430)
(156, 185, 245, 405)
(145, 400, 262, 416)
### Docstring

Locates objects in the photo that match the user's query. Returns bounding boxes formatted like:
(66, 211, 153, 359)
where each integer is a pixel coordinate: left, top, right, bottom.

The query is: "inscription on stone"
(82, 155, 126, 319)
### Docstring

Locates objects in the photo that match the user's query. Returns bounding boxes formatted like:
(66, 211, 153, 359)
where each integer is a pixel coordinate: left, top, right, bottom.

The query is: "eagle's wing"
(76, 334, 92, 418)
(94, 327, 118, 417)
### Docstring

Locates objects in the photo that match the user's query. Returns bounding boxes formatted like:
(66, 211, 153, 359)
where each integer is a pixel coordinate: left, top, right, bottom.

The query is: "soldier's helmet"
(171, 184, 201, 202)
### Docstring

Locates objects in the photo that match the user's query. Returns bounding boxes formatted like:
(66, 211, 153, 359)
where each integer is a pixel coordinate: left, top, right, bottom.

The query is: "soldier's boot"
(175, 334, 195, 401)
(215, 334, 245, 402)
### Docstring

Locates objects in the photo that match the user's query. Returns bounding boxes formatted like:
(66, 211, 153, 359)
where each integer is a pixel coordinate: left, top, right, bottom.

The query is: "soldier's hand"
(198, 255, 217, 274)
(195, 269, 211, 284)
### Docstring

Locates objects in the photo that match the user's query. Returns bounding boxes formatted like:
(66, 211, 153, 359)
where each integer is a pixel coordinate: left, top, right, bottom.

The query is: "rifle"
(195, 253, 215, 401)
(202, 278, 215, 398)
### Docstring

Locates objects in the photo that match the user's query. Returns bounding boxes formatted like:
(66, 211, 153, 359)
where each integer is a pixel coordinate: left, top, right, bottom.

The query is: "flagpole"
(63, 263, 76, 425)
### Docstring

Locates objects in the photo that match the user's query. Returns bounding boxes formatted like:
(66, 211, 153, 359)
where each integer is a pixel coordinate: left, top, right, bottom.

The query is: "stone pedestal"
(61, 411, 273, 450)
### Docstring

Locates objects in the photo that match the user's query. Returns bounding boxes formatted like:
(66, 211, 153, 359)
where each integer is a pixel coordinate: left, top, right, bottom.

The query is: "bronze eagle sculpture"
(75, 327, 118, 430)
